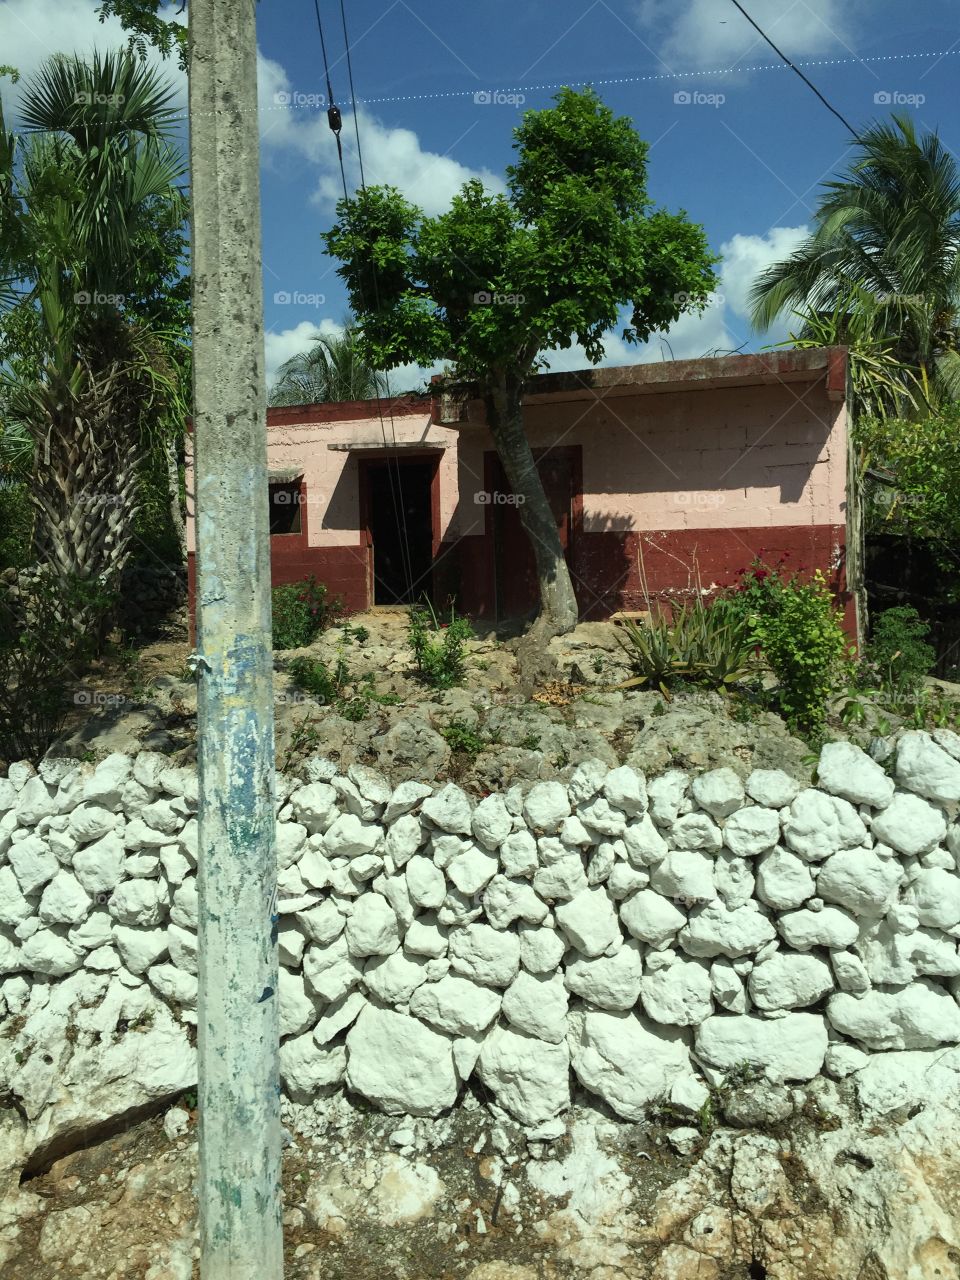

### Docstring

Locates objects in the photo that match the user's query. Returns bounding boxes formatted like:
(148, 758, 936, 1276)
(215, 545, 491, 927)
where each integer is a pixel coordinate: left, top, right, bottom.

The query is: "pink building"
(186, 347, 857, 633)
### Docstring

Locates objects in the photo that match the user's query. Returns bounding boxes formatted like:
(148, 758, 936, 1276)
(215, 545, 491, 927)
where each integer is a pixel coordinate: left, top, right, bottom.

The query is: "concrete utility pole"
(188, 1, 283, 1275)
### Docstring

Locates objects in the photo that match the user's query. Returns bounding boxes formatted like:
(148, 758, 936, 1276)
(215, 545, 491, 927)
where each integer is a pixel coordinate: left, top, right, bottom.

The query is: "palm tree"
(269, 328, 386, 405)
(0, 52, 187, 632)
(751, 115, 960, 407)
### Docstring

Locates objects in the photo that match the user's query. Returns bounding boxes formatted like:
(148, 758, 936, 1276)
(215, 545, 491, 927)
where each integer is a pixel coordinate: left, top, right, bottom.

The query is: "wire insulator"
(327, 105, 342, 135)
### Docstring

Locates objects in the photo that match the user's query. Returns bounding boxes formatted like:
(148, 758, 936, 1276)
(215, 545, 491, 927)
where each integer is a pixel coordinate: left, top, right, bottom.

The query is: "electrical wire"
(310, 0, 418, 606)
(727, 0, 864, 141)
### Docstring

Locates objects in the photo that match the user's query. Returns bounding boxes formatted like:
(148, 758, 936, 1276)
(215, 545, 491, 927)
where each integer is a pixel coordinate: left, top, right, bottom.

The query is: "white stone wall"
(4, 732, 960, 1128)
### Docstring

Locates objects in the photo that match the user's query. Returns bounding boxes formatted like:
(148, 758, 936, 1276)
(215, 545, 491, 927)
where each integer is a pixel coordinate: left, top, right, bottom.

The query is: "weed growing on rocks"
(408, 601, 473, 689)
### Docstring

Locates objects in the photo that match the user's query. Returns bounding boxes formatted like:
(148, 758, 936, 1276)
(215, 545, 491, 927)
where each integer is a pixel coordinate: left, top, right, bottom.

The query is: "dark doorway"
(365, 459, 436, 605)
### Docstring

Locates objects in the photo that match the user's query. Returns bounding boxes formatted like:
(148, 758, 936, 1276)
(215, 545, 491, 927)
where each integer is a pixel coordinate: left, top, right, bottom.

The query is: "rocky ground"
(4, 1056, 960, 1280)
(50, 611, 815, 790)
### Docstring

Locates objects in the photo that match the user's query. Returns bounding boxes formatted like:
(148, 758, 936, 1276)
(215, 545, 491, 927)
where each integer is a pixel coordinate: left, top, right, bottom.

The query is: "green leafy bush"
(615, 596, 757, 697)
(271, 576, 342, 650)
(865, 606, 935, 697)
(408, 601, 473, 689)
(727, 557, 849, 734)
(0, 572, 105, 763)
(441, 719, 486, 756)
(0, 483, 32, 570)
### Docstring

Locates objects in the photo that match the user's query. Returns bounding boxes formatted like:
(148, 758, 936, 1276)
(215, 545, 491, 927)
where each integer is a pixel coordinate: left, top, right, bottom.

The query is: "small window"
(269, 480, 302, 534)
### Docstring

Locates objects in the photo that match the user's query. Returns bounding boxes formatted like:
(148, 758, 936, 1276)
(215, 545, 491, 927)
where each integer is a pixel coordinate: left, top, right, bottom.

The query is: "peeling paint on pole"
(188, 1, 283, 1275)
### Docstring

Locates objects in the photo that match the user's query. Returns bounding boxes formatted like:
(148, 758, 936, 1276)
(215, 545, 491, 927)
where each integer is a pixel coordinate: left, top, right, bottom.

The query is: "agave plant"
(616, 596, 757, 697)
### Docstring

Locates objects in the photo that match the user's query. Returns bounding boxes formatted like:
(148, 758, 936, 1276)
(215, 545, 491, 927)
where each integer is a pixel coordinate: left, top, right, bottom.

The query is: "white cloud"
(0, 0, 187, 115)
(636, 0, 857, 70)
(718, 225, 809, 320)
(256, 52, 504, 217)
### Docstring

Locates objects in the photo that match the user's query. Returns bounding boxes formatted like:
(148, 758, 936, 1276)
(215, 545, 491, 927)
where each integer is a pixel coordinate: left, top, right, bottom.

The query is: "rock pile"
(4, 731, 960, 1138)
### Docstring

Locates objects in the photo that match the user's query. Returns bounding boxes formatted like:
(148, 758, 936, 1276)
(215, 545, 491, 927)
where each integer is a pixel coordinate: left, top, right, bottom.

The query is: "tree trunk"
(166, 435, 187, 560)
(484, 371, 579, 642)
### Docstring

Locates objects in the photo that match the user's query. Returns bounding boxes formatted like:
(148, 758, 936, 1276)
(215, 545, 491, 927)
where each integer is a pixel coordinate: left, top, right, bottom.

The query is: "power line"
(727, 0, 864, 142)
(309, 0, 418, 606)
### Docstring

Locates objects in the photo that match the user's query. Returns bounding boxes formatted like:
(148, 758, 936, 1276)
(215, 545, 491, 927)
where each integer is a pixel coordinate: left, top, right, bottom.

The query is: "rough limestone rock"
(324, 813, 381, 859)
(532, 856, 588, 903)
(346, 1005, 458, 1115)
(871, 791, 947, 856)
(38, 872, 92, 927)
(691, 767, 744, 819)
(748, 951, 833, 1011)
(8, 836, 58, 896)
(289, 782, 338, 833)
(382, 779, 432, 824)
(755, 846, 816, 911)
(278, 967, 320, 1038)
(568, 1008, 689, 1120)
(679, 902, 776, 959)
(553, 887, 621, 958)
(482, 876, 547, 930)
(302, 936, 364, 1003)
(601, 766, 647, 816)
(745, 768, 800, 809)
(896, 729, 960, 804)
(20, 930, 82, 977)
(722, 805, 780, 858)
(817, 740, 896, 809)
(564, 941, 644, 1010)
(446, 845, 499, 897)
(816, 847, 902, 917)
(311, 990, 366, 1045)
(670, 811, 722, 852)
(621, 813, 668, 867)
(522, 782, 571, 834)
(714, 851, 756, 911)
(827, 980, 960, 1050)
(911, 867, 960, 930)
(405, 855, 446, 910)
(519, 923, 566, 974)
(649, 849, 716, 905)
(695, 1012, 828, 1081)
(471, 794, 513, 850)
(777, 905, 859, 951)
(500, 971, 569, 1043)
(421, 784, 473, 835)
(362, 950, 429, 1005)
(448, 923, 521, 988)
(477, 1025, 570, 1124)
(403, 915, 448, 959)
(279, 1035, 346, 1099)
(640, 956, 713, 1026)
(499, 830, 538, 879)
(620, 890, 686, 947)
(409, 974, 501, 1036)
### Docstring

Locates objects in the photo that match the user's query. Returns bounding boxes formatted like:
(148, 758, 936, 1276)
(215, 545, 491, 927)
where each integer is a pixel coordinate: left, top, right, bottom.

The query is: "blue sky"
(2, 0, 960, 389)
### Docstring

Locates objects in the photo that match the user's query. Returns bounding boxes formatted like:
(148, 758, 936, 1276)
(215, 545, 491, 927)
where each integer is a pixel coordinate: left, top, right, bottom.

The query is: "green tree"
(0, 51, 188, 629)
(324, 87, 717, 638)
(751, 115, 960, 407)
(269, 327, 385, 405)
(95, 1, 188, 67)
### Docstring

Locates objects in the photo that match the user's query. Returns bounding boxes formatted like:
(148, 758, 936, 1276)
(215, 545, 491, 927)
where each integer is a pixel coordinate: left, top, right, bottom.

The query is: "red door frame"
(357, 452, 443, 608)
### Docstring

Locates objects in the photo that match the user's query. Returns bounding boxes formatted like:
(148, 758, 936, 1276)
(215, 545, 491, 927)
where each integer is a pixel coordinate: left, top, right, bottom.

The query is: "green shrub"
(865, 606, 935, 697)
(615, 595, 757, 697)
(271, 576, 343, 650)
(408, 601, 473, 689)
(441, 719, 486, 756)
(727, 557, 849, 734)
(0, 483, 33, 570)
